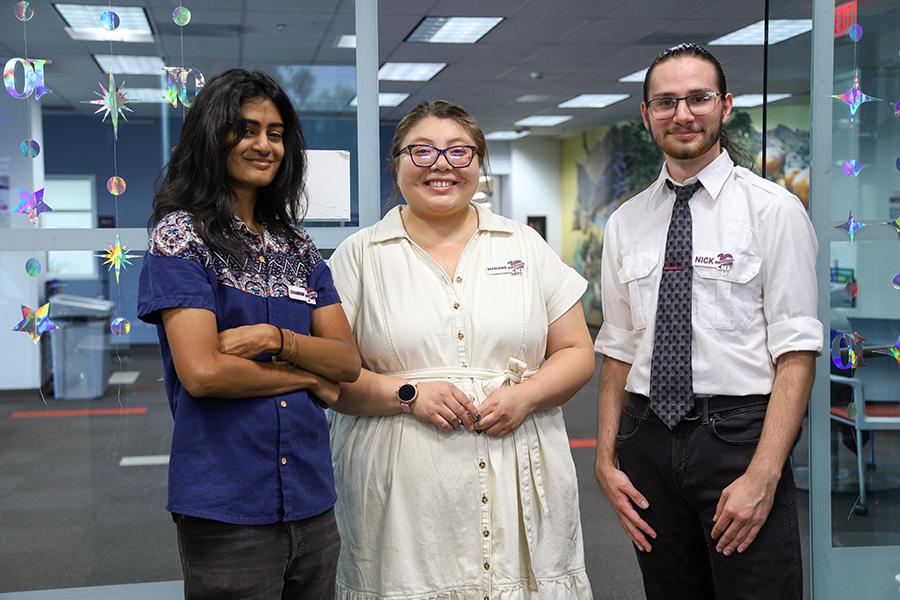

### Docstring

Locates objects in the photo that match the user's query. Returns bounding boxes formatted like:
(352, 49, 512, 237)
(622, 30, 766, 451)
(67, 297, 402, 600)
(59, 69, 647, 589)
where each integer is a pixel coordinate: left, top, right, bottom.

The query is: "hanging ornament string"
(11, 1, 51, 406)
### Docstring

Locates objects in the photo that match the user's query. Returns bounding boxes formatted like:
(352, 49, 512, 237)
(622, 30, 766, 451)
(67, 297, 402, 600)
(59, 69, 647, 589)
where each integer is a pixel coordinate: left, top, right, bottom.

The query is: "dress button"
(483, 562, 490, 571)
(453, 302, 460, 309)
(456, 276, 463, 283)
(281, 457, 287, 465)
(481, 495, 488, 504)
(457, 332, 464, 340)
(280, 400, 287, 408)
(483, 529, 490, 538)
(479, 461, 486, 469)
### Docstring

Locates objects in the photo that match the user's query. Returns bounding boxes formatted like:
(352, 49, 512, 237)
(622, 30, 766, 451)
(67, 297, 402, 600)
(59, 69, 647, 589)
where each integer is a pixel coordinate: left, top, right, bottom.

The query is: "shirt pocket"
(693, 250, 762, 331)
(617, 249, 659, 331)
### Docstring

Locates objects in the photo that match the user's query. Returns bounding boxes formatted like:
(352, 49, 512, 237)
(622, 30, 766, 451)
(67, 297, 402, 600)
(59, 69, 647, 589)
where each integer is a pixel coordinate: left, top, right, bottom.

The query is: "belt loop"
(699, 396, 710, 425)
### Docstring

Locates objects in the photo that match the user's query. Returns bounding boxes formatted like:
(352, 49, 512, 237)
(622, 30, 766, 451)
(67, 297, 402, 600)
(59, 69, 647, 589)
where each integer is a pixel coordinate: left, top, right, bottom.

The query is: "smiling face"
(395, 116, 480, 219)
(641, 56, 732, 163)
(226, 97, 285, 202)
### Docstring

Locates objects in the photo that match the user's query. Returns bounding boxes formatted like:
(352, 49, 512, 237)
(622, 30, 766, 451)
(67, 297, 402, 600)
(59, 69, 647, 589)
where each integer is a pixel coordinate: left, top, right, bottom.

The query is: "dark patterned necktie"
(649, 180, 702, 429)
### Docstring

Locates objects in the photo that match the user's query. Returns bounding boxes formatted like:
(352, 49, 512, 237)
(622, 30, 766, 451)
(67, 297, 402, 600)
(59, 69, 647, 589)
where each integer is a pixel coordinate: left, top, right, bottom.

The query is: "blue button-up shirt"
(138, 210, 339, 525)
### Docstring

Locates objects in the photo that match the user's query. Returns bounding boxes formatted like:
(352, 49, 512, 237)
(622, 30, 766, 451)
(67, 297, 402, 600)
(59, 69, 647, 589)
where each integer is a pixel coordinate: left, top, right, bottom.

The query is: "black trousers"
(616, 394, 802, 600)
(173, 507, 340, 600)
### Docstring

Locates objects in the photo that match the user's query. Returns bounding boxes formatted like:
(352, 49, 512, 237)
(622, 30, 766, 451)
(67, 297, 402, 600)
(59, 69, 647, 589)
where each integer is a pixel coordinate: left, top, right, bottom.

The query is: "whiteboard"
(306, 149, 351, 221)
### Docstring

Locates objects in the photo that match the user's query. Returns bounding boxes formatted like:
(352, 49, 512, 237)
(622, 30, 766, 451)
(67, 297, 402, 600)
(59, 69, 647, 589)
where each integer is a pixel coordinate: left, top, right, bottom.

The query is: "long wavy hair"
(642, 43, 753, 167)
(150, 69, 308, 260)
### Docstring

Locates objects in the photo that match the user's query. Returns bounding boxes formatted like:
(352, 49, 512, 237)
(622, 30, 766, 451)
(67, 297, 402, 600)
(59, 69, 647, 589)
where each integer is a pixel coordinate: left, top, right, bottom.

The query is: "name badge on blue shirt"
(288, 284, 317, 304)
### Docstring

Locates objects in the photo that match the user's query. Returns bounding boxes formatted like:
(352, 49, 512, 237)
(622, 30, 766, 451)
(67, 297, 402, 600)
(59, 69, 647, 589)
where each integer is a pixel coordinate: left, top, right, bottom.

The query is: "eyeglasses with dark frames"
(396, 144, 478, 168)
(646, 92, 723, 119)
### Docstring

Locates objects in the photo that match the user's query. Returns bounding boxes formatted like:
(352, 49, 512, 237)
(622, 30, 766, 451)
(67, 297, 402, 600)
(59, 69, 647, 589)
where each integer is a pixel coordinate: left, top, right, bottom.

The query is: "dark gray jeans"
(616, 393, 802, 600)
(173, 507, 340, 600)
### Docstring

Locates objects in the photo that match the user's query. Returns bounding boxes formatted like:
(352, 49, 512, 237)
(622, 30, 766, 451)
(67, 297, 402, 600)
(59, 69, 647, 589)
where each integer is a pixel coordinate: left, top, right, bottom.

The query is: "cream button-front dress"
(328, 202, 593, 600)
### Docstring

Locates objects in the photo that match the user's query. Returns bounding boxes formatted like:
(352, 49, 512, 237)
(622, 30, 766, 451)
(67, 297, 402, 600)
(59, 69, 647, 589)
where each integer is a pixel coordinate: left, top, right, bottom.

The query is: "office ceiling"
(0, 0, 813, 137)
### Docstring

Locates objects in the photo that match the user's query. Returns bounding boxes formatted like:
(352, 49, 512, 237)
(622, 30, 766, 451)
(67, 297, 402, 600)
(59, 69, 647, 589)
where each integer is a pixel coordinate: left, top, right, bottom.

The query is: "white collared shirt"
(594, 150, 823, 396)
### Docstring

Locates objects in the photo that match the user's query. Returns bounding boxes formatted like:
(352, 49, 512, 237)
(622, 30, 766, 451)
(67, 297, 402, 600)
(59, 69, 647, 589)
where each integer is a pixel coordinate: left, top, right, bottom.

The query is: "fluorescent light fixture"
(122, 87, 168, 103)
(618, 68, 648, 83)
(350, 93, 410, 107)
(378, 62, 446, 81)
(730, 93, 792, 107)
(56, 4, 153, 42)
(337, 34, 356, 48)
(558, 94, 630, 108)
(93, 54, 166, 75)
(407, 17, 503, 44)
(709, 19, 812, 45)
(485, 130, 530, 141)
(514, 115, 572, 127)
(516, 94, 553, 103)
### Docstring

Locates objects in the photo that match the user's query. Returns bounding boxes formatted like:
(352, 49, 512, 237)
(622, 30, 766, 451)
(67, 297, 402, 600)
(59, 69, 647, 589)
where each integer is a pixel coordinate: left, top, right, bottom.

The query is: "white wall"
(506, 137, 562, 254)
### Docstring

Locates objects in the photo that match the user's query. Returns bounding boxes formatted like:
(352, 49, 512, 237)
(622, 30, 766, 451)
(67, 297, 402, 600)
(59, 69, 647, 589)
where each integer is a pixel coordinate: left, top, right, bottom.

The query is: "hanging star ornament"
(882, 216, 900, 238)
(836, 210, 865, 242)
(98, 235, 135, 284)
(873, 335, 900, 371)
(832, 70, 881, 127)
(12, 303, 58, 345)
(82, 71, 133, 140)
(13, 187, 51, 223)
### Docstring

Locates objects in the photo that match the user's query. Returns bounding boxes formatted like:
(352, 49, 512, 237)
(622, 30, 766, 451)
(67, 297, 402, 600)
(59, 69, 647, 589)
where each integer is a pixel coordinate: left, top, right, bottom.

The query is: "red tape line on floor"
(10, 407, 148, 418)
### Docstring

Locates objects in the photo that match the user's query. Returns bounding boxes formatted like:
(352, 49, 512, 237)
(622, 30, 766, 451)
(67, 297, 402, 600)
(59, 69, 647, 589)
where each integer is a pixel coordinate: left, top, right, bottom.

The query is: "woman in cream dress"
(329, 100, 595, 599)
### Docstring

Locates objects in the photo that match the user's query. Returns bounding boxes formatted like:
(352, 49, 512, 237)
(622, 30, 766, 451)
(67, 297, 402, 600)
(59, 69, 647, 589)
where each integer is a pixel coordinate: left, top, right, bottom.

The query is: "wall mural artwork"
(562, 111, 811, 327)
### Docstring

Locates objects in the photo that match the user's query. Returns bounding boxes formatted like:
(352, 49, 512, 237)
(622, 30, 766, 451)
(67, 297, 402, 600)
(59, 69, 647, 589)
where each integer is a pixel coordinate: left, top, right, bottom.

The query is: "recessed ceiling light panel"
(558, 94, 630, 108)
(709, 19, 812, 45)
(407, 17, 503, 44)
(378, 62, 447, 81)
(514, 115, 573, 127)
(93, 54, 166, 75)
(485, 130, 530, 140)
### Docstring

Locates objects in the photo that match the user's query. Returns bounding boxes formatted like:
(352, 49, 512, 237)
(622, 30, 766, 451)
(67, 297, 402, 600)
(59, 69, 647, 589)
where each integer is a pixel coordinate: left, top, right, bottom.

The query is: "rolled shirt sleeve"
(757, 195, 824, 361)
(594, 213, 638, 364)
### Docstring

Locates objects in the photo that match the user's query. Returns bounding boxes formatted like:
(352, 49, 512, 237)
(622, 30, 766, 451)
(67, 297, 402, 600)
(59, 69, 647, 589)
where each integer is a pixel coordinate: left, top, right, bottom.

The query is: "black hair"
(642, 43, 752, 167)
(150, 69, 308, 260)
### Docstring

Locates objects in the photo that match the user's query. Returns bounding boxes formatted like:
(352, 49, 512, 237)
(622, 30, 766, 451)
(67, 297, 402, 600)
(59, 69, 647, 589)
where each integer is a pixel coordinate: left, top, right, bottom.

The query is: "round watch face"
(398, 383, 417, 403)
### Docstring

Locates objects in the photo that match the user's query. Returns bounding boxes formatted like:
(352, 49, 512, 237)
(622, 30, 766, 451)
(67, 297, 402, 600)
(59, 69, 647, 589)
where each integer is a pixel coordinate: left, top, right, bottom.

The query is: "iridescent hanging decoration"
(100, 10, 120, 31)
(893, 274, 900, 290)
(19, 138, 39, 158)
(3, 57, 51, 100)
(14, 1, 33, 22)
(82, 71, 133, 140)
(883, 216, 900, 238)
(873, 335, 900, 371)
(25, 258, 41, 277)
(12, 303, 58, 344)
(110, 317, 131, 336)
(107, 176, 126, 196)
(172, 5, 192, 26)
(842, 159, 862, 177)
(835, 210, 865, 241)
(831, 332, 861, 370)
(14, 188, 51, 223)
(848, 23, 863, 42)
(98, 234, 135, 284)
(832, 70, 881, 126)
(896, 156, 900, 172)
(894, 99, 900, 117)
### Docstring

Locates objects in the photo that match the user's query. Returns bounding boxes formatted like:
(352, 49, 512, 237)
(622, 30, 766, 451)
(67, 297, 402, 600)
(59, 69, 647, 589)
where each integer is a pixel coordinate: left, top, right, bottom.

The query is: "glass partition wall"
(0, 0, 378, 595)
(808, 0, 900, 596)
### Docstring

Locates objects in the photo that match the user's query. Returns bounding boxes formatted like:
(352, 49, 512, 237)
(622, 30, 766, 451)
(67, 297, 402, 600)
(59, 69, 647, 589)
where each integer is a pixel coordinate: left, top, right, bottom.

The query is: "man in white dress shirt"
(594, 43, 822, 600)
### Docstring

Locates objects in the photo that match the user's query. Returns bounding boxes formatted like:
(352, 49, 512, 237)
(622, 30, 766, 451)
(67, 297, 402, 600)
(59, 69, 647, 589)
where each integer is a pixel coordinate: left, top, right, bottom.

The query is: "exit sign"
(834, 0, 858, 37)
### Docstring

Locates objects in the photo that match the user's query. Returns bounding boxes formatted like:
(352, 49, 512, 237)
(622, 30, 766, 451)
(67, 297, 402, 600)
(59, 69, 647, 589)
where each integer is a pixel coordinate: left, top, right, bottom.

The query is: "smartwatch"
(397, 381, 419, 413)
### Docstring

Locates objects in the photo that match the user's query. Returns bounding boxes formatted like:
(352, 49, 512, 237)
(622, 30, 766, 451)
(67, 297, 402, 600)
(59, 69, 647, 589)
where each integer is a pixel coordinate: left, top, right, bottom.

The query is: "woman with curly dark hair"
(138, 68, 360, 599)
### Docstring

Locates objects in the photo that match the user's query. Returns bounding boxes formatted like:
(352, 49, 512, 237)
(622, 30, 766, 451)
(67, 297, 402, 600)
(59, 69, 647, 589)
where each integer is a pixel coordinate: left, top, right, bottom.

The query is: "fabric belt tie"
(649, 180, 703, 429)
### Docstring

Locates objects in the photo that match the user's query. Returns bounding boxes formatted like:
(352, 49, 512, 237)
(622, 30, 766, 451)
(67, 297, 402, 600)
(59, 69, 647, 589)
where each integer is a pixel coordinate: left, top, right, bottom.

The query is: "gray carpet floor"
(2, 343, 898, 597)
